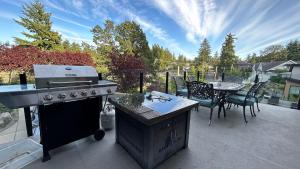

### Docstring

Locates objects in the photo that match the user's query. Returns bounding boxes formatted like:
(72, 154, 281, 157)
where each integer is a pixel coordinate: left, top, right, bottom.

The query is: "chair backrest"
(188, 76, 196, 82)
(244, 83, 260, 104)
(254, 81, 267, 95)
(187, 81, 214, 100)
(172, 76, 186, 90)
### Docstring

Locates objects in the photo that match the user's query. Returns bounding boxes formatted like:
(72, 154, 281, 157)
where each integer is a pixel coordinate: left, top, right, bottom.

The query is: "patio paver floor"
(22, 103, 300, 169)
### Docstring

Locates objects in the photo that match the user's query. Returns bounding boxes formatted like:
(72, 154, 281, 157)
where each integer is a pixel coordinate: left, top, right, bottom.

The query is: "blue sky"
(1, 0, 300, 59)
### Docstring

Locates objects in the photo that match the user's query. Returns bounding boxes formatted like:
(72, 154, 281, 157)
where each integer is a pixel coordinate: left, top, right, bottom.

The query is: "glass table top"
(209, 82, 244, 91)
(109, 91, 198, 118)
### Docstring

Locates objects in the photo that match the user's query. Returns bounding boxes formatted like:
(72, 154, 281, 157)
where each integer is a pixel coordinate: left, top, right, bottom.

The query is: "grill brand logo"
(65, 74, 77, 77)
(65, 67, 76, 77)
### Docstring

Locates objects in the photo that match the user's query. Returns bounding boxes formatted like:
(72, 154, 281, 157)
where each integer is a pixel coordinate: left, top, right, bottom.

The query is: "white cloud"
(152, 0, 231, 44)
(43, 0, 89, 20)
(88, 0, 110, 19)
(5, 0, 300, 59)
(0, 11, 18, 20)
(238, 32, 300, 57)
(62, 34, 93, 45)
(72, 0, 84, 10)
(53, 25, 79, 37)
(152, 0, 300, 58)
(236, 1, 300, 57)
(52, 15, 91, 30)
(132, 16, 168, 41)
(2, 0, 22, 7)
(92, 0, 195, 58)
(53, 25, 93, 44)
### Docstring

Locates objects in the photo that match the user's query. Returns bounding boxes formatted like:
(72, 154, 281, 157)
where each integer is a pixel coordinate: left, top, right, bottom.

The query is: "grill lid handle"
(47, 80, 93, 85)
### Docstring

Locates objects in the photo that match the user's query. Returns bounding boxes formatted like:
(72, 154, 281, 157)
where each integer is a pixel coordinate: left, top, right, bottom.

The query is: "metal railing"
(5, 71, 300, 138)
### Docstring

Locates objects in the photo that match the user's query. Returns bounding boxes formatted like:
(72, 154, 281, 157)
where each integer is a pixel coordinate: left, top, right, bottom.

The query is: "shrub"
(270, 76, 285, 84)
(108, 50, 145, 92)
(0, 45, 95, 73)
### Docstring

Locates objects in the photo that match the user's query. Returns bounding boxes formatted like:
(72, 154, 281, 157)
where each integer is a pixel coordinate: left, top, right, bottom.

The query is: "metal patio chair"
(187, 75, 196, 82)
(233, 81, 267, 111)
(187, 81, 220, 125)
(172, 76, 188, 97)
(227, 83, 260, 123)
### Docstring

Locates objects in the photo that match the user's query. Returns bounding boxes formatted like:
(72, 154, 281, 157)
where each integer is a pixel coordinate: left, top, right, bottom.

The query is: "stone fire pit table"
(109, 91, 198, 169)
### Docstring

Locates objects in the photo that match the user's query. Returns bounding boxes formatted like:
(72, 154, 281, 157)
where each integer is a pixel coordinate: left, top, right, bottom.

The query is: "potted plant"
(268, 90, 280, 105)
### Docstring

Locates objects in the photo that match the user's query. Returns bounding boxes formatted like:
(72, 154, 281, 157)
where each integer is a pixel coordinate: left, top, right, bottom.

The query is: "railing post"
(297, 91, 300, 110)
(197, 71, 200, 82)
(140, 72, 143, 93)
(184, 71, 187, 81)
(221, 72, 225, 82)
(165, 72, 169, 94)
(19, 73, 33, 137)
(98, 73, 103, 112)
(254, 74, 259, 83)
(98, 73, 102, 80)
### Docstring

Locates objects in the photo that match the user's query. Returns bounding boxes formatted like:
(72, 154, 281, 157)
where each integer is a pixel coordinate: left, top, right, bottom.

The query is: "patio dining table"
(209, 82, 245, 117)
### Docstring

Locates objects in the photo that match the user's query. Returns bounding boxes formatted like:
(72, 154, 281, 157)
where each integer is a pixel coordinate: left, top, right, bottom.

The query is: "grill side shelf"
(0, 85, 39, 109)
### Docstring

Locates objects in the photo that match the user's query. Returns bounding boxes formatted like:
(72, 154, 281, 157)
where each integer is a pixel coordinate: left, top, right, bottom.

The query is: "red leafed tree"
(43, 51, 95, 66)
(108, 49, 145, 92)
(0, 45, 95, 73)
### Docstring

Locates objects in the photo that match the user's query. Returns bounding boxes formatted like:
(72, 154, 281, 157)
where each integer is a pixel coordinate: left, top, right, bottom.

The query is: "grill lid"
(33, 65, 98, 89)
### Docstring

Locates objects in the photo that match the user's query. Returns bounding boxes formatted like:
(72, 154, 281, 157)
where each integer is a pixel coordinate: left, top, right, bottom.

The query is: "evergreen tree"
(92, 20, 154, 74)
(115, 21, 153, 72)
(151, 44, 174, 71)
(69, 42, 81, 51)
(220, 33, 237, 71)
(247, 53, 257, 64)
(14, 0, 61, 49)
(196, 38, 211, 76)
(210, 51, 220, 67)
(91, 20, 115, 51)
(91, 20, 115, 63)
(91, 20, 117, 74)
(177, 54, 188, 69)
(81, 41, 109, 74)
(197, 38, 211, 65)
(287, 40, 300, 60)
(81, 42, 93, 52)
(62, 40, 71, 50)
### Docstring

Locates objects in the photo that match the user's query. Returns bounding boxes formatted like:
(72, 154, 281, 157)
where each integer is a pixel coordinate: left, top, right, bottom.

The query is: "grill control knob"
(81, 91, 88, 96)
(91, 90, 97, 95)
(44, 94, 53, 101)
(58, 93, 66, 99)
(106, 89, 112, 94)
(70, 92, 78, 98)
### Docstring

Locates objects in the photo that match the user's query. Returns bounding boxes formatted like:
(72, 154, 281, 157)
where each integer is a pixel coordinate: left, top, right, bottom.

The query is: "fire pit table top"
(109, 91, 198, 125)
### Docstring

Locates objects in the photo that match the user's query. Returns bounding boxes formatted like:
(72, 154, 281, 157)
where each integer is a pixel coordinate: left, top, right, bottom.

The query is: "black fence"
(3, 71, 300, 139)
(134, 71, 300, 110)
(137, 71, 201, 94)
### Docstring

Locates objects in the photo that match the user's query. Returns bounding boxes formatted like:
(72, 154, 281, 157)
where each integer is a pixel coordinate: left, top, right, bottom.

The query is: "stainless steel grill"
(0, 64, 117, 162)
(0, 64, 117, 108)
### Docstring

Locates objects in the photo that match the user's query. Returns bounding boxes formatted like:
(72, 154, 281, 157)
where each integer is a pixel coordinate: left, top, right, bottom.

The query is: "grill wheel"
(94, 129, 105, 141)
